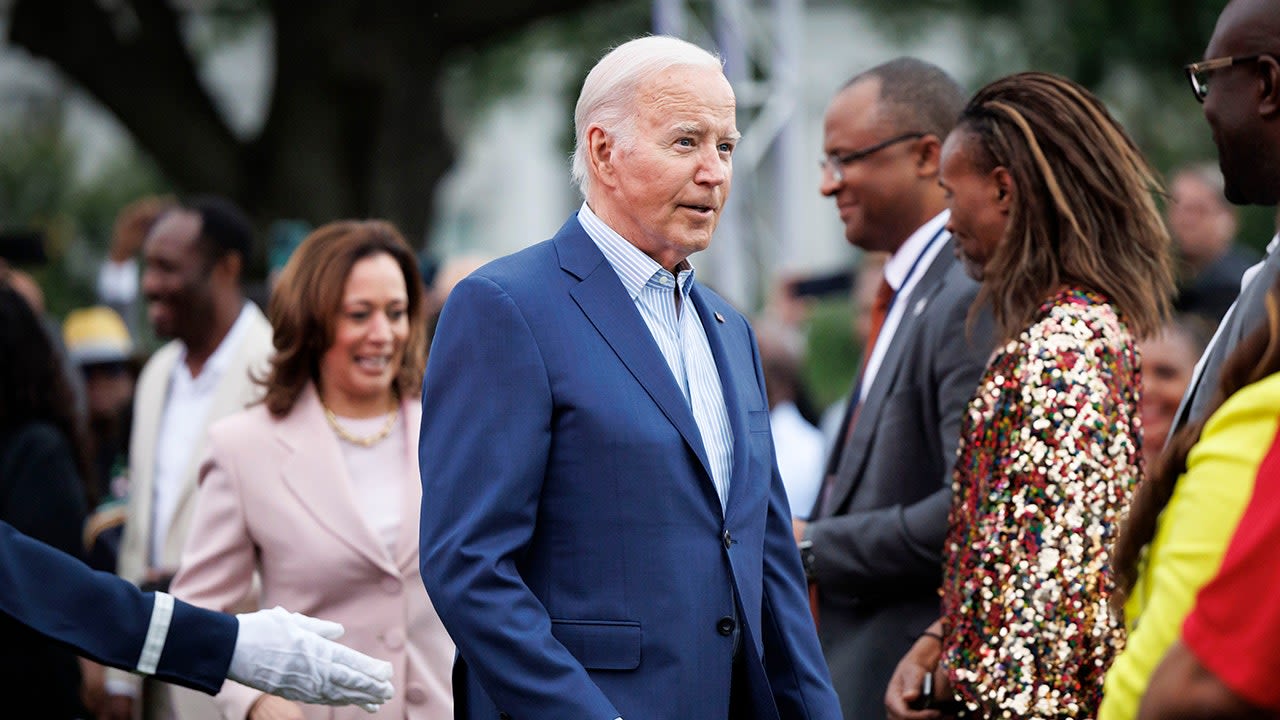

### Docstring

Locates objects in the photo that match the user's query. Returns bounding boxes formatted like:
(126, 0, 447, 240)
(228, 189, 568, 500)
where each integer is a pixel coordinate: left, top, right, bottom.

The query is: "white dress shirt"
(149, 303, 257, 566)
(770, 402, 825, 519)
(858, 211, 950, 403)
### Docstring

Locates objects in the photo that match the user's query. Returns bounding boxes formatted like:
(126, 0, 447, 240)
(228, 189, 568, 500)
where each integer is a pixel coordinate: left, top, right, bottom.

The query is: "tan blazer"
(111, 303, 273, 718)
(171, 384, 454, 720)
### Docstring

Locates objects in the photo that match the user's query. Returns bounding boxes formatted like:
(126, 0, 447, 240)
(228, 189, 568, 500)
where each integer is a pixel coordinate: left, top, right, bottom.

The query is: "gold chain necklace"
(323, 403, 399, 447)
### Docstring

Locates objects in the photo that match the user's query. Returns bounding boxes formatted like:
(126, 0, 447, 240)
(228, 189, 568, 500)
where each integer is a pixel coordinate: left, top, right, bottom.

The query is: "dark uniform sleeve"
(0, 520, 237, 694)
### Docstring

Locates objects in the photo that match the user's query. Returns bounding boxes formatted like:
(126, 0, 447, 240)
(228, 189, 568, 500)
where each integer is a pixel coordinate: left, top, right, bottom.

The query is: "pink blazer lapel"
(277, 384, 401, 577)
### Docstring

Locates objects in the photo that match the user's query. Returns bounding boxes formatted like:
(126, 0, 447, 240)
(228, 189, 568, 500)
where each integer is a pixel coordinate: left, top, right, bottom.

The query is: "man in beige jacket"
(103, 196, 273, 720)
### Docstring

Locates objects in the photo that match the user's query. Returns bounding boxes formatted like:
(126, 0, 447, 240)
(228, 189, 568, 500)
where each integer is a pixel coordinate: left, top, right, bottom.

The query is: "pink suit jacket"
(171, 384, 453, 720)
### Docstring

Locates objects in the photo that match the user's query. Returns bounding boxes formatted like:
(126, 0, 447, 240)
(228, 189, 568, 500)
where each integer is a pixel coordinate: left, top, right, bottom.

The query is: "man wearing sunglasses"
(1140, 1, 1280, 718)
(794, 58, 994, 720)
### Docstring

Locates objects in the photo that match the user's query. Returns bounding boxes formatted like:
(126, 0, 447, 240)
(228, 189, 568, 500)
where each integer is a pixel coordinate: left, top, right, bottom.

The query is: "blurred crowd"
(3, 1, 1280, 719)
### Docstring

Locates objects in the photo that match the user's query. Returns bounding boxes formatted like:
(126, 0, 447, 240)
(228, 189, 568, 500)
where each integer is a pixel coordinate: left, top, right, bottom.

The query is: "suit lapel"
(130, 342, 182, 557)
(558, 221, 714, 480)
(829, 242, 958, 509)
(278, 385, 400, 577)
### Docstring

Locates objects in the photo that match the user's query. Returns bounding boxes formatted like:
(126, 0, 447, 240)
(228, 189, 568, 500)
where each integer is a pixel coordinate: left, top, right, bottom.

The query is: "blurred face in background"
(318, 252, 409, 416)
(1139, 326, 1200, 460)
(939, 130, 1011, 282)
(141, 210, 217, 343)
(82, 362, 135, 420)
(1168, 171, 1236, 270)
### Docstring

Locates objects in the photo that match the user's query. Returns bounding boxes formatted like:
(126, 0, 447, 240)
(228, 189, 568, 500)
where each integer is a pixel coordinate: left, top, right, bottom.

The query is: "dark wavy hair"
(1113, 277, 1280, 613)
(0, 280, 95, 504)
(955, 72, 1175, 341)
(258, 220, 427, 417)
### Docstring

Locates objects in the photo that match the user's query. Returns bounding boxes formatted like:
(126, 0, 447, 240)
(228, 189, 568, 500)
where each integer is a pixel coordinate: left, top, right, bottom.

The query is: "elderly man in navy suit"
(419, 35, 840, 720)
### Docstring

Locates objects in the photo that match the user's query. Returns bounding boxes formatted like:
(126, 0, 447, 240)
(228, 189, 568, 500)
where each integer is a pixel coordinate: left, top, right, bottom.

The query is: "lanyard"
(879, 225, 949, 326)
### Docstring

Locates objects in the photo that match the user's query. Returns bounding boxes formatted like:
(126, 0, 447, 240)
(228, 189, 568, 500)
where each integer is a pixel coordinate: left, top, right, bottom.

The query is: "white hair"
(570, 35, 723, 199)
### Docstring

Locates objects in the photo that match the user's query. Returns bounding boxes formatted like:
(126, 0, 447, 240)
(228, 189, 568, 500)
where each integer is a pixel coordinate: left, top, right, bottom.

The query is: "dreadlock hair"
(1113, 277, 1280, 614)
(955, 71, 1175, 341)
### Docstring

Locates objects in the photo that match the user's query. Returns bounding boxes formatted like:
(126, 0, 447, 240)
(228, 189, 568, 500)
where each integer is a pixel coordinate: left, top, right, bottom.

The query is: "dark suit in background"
(803, 58, 989, 719)
(1175, 237, 1280, 430)
(806, 241, 991, 716)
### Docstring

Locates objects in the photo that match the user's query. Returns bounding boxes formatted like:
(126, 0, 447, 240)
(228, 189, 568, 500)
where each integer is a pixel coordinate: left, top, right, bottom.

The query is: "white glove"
(228, 606, 394, 713)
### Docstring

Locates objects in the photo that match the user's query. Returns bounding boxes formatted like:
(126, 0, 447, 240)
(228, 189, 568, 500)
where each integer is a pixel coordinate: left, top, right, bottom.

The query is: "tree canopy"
(9, 0, 621, 240)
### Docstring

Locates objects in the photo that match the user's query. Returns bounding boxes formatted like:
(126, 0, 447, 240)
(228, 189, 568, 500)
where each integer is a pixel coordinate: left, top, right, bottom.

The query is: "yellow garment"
(1099, 371, 1280, 719)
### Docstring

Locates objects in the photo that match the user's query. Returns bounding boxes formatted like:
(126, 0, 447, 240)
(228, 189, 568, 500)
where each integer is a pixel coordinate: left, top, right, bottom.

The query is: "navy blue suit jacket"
(0, 520, 237, 695)
(419, 215, 840, 720)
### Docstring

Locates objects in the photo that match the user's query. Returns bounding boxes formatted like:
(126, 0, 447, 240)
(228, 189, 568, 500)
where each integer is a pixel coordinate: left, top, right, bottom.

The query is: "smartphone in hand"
(908, 673, 933, 711)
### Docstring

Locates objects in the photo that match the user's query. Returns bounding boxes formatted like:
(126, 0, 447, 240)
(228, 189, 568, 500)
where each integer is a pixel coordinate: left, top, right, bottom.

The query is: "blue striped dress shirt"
(577, 203, 734, 510)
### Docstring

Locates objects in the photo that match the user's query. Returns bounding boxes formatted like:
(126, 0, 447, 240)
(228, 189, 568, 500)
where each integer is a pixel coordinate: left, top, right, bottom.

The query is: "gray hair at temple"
(571, 35, 724, 199)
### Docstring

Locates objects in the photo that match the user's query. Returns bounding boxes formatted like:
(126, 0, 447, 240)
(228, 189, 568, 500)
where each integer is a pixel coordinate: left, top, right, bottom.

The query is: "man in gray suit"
(793, 59, 994, 719)
(1172, 0, 1280, 433)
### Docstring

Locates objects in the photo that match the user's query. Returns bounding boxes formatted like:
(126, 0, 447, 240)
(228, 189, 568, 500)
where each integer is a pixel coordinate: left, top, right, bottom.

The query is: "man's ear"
(993, 167, 1014, 213)
(915, 134, 943, 178)
(1259, 55, 1280, 117)
(211, 251, 242, 287)
(587, 125, 620, 190)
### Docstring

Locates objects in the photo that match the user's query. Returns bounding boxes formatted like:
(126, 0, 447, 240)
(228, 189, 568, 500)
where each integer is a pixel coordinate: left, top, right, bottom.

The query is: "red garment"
(863, 276, 894, 363)
(1182, 422, 1280, 711)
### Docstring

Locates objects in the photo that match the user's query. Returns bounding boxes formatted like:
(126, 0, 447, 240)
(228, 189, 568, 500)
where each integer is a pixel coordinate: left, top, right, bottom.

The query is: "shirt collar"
(577, 202, 697, 299)
(883, 210, 949, 292)
(1267, 232, 1279, 256)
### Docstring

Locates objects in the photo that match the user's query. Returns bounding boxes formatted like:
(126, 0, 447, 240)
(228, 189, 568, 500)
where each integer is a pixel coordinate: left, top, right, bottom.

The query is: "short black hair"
(186, 195, 254, 269)
(843, 57, 966, 143)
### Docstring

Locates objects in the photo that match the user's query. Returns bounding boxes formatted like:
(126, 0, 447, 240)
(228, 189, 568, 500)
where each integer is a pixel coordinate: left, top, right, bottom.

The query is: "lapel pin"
(714, 312, 725, 323)
(914, 298, 927, 316)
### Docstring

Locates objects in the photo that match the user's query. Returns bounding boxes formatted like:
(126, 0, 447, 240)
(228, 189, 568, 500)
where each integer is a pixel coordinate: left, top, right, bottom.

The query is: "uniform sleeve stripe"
(137, 591, 174, 675)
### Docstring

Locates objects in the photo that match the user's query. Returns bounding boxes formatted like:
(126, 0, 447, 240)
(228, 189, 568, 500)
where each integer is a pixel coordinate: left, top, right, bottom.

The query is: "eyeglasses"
(1184, 54, 1273, 103)
(821, 132, 926, 183)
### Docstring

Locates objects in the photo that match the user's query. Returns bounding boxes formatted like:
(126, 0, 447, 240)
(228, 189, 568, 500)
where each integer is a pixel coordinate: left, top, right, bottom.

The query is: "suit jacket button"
(717, 616, 736, 636)
(722, 529, 732, 549)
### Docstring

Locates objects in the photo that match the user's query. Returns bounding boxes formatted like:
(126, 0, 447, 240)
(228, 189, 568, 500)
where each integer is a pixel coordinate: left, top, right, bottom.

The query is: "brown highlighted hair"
(1113, 278, 1280, 613)
(955, 71, 1174, 341)
(259, 220, 426, 417)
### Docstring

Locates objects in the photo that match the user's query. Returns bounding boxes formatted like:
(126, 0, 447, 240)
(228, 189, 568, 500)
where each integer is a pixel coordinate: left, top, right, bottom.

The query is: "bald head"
(1201, 0, 1280, 205)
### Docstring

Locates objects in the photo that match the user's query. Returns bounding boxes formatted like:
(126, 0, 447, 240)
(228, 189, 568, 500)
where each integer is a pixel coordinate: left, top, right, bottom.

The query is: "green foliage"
(803, 296, 861, 411)
(441, 0, 651, 147)
(0, 111, 170, 320)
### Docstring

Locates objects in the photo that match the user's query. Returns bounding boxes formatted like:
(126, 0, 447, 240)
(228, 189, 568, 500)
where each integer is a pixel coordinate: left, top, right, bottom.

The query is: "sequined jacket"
(940, 287, 1139, 719)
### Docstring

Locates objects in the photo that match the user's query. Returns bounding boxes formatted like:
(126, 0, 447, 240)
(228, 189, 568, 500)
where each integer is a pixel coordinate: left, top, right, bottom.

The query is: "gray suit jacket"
(807, 238, 993, 720)
(1175, 246, 1280, 430)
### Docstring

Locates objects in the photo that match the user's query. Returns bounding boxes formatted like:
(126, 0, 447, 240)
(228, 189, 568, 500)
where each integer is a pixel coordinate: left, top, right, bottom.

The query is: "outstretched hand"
(229, 606, 394, 713)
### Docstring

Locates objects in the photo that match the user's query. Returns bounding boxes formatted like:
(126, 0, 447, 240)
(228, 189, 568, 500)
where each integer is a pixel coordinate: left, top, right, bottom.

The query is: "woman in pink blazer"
(172, 221, 452, 720)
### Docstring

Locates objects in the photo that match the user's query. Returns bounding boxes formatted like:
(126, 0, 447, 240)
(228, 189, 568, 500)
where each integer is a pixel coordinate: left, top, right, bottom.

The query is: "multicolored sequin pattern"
(940, 287, 1140, 718)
